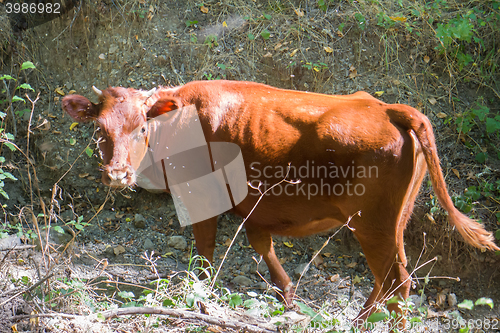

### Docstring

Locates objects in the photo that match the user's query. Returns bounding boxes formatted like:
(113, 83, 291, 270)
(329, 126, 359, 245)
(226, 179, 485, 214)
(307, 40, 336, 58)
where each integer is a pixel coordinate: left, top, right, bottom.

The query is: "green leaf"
(386, 296, 400, 305)
(69, 138, 76, 145)
(243, 298, 260, 308)
(228, 293, 243, 307)
(263, 13, 272, 20)
(118, 291, 135, 299)
(4, 142, 16, 151)
(17, 83, 34, 91)
(96, 313, 106, 322)
(485, 117, 500, 134)
(475, 297, 494, 309)
(53, 226, 65, 234)
(260, 29, 271, 40)
(163, 299, 175, 307)
(11, 95, 25, 103)
(2, 172, 17, 181)
(217, 63, 226, 70)
(458, 299, 474, 310)
(248, 33, 255, 40)
(296, 301, 321, 321)
(21, 61, 36, 70)
(85, 147, 93, 157)
(367, 311, 388, 323)
(495, 229, 500, 240)
(475, 152, 487, 163)
(0, 75, 15, 80)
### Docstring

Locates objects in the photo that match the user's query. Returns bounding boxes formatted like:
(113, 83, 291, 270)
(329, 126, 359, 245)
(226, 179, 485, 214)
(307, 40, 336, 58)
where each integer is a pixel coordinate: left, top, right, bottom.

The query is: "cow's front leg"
(191, 217, 218, 278)
(245, 223, 294, 305)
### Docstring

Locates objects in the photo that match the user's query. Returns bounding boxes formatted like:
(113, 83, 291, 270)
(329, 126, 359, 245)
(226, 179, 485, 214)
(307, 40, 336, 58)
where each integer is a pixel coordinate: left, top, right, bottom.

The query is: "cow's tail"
(388, 105, 500, 251)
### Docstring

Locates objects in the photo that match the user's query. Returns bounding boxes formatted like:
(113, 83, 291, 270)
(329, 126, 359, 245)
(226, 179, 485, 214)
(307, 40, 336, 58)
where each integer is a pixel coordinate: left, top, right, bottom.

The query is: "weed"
(204, 35, 218, 48)
(260, 29, 271, 40)
(185, 20, 198, 28)
(0, 61, 36, 202)
(302, 61, 328, 72)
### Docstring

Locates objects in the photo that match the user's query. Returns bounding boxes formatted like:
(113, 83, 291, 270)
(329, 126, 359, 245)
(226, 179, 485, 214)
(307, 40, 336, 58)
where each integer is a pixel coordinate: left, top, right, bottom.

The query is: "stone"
(167, 236, 187, 250)
(294, 263, 309, 278)
(143, 238, 154, 250)
(448, 293, 457, 307)
(134, 214, 146, 229)
(233, 275, 253, 287)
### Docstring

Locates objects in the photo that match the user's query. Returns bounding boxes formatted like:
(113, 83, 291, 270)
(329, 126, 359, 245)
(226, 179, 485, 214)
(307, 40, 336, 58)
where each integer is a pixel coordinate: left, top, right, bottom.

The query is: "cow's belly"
(233, 192, 348, 237)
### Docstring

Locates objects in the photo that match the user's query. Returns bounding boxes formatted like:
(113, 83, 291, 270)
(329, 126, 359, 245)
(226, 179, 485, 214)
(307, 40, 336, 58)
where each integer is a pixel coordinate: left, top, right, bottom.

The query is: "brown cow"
(62, 80, 499, 328)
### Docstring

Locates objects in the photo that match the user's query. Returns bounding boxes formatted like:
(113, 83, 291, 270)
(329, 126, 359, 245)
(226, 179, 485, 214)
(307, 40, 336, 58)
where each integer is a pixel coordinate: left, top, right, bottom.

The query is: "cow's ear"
(147, 98, 182, 119)
(61, 95, 100, 122)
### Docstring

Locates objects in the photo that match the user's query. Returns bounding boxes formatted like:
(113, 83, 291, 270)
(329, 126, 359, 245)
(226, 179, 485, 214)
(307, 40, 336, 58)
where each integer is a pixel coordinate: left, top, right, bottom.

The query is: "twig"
(10, 307, 277, 333)
(0, 245, 37, 251)
(0, 272, 54, 307)
(2, 79, 16, 136)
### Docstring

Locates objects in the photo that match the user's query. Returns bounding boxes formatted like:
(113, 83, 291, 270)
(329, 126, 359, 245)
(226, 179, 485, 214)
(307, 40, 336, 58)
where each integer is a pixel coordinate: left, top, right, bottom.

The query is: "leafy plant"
(0, 61, 35, 202)
(204, 35, 218, 48)
(260, 29, 271, 40)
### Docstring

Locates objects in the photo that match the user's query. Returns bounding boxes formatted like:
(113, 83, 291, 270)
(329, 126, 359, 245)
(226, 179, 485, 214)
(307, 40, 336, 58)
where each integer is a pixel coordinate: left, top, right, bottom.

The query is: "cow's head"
(62, 86, 182, 187)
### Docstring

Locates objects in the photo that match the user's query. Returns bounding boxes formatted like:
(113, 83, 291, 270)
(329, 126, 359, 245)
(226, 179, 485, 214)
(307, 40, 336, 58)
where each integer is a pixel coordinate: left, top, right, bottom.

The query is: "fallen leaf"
(162, 252, 174, 257)
(428, 97, 437, 105)
(222, 21, 227, 27)
(69, 122, 79, 130)
(346, 262, 357, 268)
(200, 5, 208, 13)
(323, 252, 332, 258)
(78, 173, 89, 178)
(436, 112, 447, 118)
(312, 255, 323, 267)
(466, 171, 475, 180)
(324, 46, 333, 53)
(114, 245, 126, 255)
(224, 238, 232, 246)
(426, 213, 435, 223)
(263, 52, 272, 57)
(374, 91, 384, 96)
(352, 275, 362, 284)
(329, 274, 340, 282)
(274, 42, 282, 50)
(279, 257, 287, 264)
(424, 55, 430, 63)
(290, 49, 299, 57)
(294, 9, 304, 17)
(348, 66, 358, 79)
(68, 89, 76, 94)
(238, 241, 252, 249)
(283, 241, 294, 248)
(389, 16, 407, 22)
(55, 87, 65, 96)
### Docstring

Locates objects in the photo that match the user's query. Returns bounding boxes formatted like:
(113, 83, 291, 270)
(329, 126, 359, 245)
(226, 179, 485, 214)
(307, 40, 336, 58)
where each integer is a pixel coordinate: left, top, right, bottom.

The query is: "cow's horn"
(92, 85, 103, 97)
(144, 87, 156, 98)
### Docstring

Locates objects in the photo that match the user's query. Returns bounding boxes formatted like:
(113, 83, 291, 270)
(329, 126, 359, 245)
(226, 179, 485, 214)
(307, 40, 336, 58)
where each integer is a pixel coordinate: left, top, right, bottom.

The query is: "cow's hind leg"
(354, 229, 410, 331)
(245, 223, 293, 305)
(192, 217, 218, 278)
(354, 145, 426, 330)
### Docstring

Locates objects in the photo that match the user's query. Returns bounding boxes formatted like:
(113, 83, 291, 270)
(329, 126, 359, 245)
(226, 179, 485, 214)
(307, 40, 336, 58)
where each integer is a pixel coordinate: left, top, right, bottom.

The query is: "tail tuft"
(450, 210, 500, 251)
